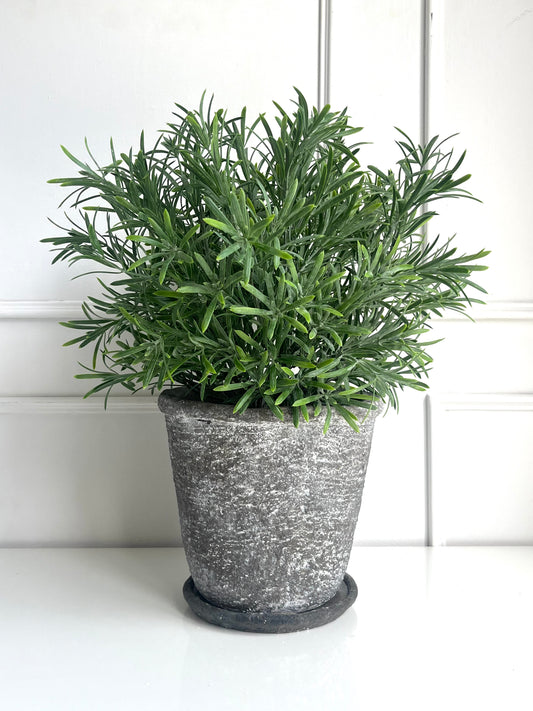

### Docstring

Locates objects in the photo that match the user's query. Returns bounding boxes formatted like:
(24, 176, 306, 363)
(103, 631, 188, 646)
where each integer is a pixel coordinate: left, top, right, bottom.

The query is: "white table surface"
(1, 546, 531, 711)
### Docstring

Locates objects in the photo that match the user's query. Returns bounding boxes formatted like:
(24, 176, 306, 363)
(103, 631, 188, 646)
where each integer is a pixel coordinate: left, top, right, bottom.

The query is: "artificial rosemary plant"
(43, 90, 488, 431)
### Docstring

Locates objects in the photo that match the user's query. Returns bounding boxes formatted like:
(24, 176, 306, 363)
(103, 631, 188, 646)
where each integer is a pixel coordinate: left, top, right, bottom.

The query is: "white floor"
(1, 546, 531, 711)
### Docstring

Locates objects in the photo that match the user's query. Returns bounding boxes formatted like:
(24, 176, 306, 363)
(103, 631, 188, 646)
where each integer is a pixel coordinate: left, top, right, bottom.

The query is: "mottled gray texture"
(159, 389, 379, 614)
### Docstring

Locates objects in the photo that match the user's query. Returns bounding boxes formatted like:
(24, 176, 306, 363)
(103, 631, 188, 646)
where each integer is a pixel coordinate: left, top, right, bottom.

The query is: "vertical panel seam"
(421, 0, 431, 147)
(424, 395, 434, 546)
(420, 0, 432, 240)
(318, 0, 331, 109)
(422, 1, 433, 546)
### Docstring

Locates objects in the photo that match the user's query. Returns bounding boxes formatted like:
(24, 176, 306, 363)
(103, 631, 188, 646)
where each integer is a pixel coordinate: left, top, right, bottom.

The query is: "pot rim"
(158, 387, 382, 428)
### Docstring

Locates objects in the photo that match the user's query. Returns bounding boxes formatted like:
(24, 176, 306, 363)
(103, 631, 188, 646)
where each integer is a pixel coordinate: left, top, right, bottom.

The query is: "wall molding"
(0, 396, 159, 415)
(2, 299, 533, 322)
(442, 301, 533, 322)
(5, 392, 530, 417)
(0, 301, 84, 320)
(429, 393, 533, 412)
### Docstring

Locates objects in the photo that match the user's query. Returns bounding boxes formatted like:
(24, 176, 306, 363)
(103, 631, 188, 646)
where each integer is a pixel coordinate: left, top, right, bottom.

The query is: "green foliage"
(43, 90, 488, 432)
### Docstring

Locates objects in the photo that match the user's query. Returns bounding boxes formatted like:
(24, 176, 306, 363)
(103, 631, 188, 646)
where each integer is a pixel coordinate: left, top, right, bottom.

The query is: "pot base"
(182, 574, 358, 633)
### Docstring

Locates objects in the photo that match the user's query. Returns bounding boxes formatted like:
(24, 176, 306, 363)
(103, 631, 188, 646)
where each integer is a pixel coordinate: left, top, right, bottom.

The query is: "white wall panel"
(424, 1, 533, 544)
(427, 316, 533, 394)
(428, 0, 533, 302)
(329, 1, 426, 545)
(0, 318, 152, 397)
(355, 391, 427, 545)
(330, 0, 423, 168)
(0, 0, 318, 301)
(429, 395, 533, 545)
(0, 400, 179, 546)
(0, 320, 89, 396)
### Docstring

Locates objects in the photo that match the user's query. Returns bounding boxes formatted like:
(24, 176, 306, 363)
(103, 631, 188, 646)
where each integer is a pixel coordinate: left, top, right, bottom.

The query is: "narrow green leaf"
(274, 388, 294, 406)
(230, 306, 272, 316)
(323, 403, 333, 434)
(333, 404, 360, 431)
(217, 243, 241, 260)
(240, 281, 271, 307)
(201, 296, 218, 332)
(177, 284, 212, 295)
(283, 315, 308, 334)
(213, 382, 247, 392)
(248, 214, 275, 240)
(263, 394, 285, 421)
(292, 406, 300, 428)
(295, 307, 311, 324)
(194, 252, 214, 278)
(252, 242, 294, 260)
(183, 223, 201, 243)
(204, 217, 235, 234)
(233, 386, 257, 414)
(235, 330, 261, 349)
(163, 209, 173, 235)
(201, 353, 216, 375)
(292, 395, 320, 407)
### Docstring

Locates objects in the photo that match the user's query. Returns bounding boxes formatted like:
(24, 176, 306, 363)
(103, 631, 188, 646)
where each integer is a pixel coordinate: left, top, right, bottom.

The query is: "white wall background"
(0, 0, 531, 546)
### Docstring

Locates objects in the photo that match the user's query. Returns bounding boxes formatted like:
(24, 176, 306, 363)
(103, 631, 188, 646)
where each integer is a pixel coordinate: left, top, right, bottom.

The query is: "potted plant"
(43, 90, 488, 632)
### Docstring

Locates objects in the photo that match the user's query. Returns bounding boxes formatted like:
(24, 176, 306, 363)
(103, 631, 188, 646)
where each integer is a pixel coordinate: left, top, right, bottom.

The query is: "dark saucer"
(182, 574, 358, 633)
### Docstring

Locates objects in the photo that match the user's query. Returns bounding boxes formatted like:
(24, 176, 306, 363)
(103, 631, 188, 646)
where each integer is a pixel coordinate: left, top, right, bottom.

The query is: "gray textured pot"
(158, 388, 379, 631)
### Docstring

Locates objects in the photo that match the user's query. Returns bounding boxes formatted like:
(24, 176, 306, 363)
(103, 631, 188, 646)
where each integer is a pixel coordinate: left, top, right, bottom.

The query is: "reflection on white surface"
(180, 609, 360, 709)
(0, 547, 531, 711)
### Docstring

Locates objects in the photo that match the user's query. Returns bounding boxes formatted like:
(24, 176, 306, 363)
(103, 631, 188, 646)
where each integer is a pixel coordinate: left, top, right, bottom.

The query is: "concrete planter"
(158, 388, 379, 632)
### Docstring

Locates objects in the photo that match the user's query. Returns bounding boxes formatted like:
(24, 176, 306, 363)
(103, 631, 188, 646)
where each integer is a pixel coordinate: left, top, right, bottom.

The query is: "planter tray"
(182, 574, 358, 633)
